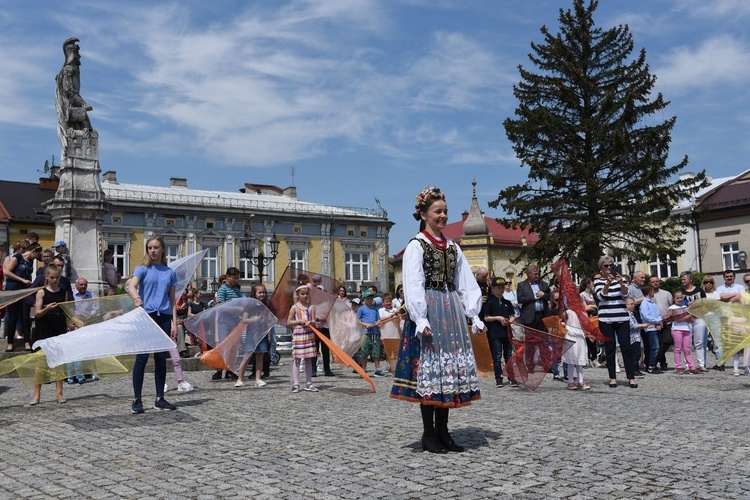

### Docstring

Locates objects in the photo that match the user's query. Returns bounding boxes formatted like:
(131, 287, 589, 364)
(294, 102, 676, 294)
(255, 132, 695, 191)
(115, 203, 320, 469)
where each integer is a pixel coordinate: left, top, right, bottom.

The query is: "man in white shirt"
(716, 270, 744, 303)
(712, 270, 746, 371)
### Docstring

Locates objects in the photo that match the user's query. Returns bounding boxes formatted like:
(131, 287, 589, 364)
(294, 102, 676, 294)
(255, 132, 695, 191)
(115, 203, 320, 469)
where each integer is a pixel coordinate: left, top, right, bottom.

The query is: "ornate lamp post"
(238, 231, 280, 281)
(627, 259, 636, 277)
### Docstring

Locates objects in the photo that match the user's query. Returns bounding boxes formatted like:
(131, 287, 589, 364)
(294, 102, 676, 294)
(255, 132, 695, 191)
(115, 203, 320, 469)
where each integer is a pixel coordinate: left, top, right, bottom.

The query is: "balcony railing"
(103, 188, 386, 218)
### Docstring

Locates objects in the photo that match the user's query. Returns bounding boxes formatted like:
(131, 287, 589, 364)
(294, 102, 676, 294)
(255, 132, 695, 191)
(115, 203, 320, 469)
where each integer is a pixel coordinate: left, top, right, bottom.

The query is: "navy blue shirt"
(485, 294, 514, 339)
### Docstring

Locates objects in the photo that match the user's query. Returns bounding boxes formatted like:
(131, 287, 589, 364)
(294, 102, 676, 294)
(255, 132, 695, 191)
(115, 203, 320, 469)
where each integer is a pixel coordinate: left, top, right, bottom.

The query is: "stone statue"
(55, 37, 95, 153)
(45, 37, 107, 288)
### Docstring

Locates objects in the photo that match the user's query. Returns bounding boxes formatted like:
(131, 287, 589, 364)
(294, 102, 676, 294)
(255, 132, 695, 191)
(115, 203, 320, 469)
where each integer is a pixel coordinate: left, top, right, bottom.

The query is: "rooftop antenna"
(38, 159, 50, 175)
(291, 166, 295, 187)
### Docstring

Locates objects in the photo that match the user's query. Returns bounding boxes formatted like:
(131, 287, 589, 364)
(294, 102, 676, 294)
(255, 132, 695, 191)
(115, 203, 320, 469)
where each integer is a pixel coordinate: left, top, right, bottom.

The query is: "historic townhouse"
(1, 171, 393, 293)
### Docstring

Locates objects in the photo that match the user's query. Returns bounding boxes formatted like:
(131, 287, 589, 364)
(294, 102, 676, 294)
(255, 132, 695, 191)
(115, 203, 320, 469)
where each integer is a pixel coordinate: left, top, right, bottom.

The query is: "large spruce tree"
(491, 0, 707, 277)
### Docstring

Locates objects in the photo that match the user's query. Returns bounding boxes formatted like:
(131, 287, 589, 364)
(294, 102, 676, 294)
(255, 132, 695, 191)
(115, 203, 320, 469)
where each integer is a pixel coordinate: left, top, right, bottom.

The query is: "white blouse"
(402, 233, 484, 335)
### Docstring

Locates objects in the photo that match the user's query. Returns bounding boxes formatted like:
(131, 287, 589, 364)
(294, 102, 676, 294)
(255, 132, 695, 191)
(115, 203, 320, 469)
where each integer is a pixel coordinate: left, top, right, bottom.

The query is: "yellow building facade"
(1, 173, 392, 294)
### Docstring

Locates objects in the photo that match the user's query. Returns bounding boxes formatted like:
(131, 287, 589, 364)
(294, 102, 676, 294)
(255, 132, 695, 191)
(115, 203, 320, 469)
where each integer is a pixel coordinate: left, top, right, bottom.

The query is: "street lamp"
(238, 230, 280, 281)
(627, 259, 636, 276)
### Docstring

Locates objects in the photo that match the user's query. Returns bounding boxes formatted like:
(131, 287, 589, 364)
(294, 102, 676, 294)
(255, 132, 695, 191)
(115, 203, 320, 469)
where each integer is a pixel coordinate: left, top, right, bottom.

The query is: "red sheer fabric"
(552, 259, 606, 342)
(503, 324, 574, 390)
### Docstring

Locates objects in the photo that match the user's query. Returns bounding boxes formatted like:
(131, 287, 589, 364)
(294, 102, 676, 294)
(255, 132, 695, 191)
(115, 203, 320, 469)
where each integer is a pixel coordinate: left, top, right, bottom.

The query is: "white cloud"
(0, 1, 509, 170)
(450, 150, 516, 166)
(67, 3, 508, 167)
(0, 46, 55, 128)
(678, 0, 750, 18)
(409, 32, 509, 111)
(656, 35, 750, 92)
(608, 12, 674, 37)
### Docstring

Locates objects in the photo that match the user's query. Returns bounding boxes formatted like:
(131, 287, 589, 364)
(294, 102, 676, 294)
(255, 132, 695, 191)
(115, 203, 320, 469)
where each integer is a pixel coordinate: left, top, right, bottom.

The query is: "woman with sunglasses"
(701, 277, 719, 299)
(593, 256, 637, 388)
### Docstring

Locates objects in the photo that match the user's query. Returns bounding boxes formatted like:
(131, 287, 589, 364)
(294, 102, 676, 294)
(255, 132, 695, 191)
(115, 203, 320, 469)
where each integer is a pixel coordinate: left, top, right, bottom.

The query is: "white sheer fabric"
(33, 307, 176, 367)
(170, 250, 208, 293)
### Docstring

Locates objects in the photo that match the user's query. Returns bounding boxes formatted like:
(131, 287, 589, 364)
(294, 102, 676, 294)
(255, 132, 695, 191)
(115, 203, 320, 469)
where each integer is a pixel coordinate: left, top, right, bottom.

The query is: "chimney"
(283, 186, 297, 199)
(170, 177, 188, 188)
(102, 171, 118, 184)
(39, 176, 59, 190)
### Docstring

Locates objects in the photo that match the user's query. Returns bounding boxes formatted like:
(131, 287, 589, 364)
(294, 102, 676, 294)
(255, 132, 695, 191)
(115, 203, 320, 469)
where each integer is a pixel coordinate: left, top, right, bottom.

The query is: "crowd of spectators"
(4, 237, 749, 408)
(474, 260, 750, 389)
(1, 234, 130, 353)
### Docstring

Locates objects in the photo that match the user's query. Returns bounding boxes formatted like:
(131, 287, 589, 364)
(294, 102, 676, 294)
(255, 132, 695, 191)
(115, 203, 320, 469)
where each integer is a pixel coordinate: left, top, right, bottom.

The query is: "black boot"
(420, 404, 447, 454)
(435, 408, 465, 452)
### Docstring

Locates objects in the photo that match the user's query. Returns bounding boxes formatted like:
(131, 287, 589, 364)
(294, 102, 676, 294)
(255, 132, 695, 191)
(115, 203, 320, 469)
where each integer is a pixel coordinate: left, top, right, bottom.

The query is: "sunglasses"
(702, 281, 714, 285)
(602, 264, 613, 268)
(745, 280, 750, 284)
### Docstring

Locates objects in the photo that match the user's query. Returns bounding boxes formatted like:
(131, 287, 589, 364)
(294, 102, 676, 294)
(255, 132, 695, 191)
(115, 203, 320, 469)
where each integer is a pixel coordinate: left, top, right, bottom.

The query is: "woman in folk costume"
(390, 186, 485, 454)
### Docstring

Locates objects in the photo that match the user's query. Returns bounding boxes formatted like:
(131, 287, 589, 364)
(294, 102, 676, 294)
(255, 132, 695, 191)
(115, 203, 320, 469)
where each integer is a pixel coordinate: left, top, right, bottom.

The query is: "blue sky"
(2, 0, 750, 253)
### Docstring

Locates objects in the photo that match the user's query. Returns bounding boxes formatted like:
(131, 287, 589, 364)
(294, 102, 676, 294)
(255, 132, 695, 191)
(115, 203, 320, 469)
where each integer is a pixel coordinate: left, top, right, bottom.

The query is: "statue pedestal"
(43, 134, 109, 296)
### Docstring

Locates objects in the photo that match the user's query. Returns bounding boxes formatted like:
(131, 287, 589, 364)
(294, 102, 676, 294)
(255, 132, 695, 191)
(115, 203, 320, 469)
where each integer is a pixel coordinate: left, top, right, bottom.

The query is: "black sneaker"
(712, 364, 725, 372)
(660, 363, 668, 371)
(131, 399, 144, 414)
(634, 370, 645, 378)
(154, 398, 176, 411)
(324, 371, 335, 377)
(212, 371, 223, 380)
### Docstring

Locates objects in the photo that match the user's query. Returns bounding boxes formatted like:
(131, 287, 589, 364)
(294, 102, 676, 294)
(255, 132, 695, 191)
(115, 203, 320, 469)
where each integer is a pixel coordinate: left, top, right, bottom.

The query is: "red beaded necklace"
(421, 230, 447, 250)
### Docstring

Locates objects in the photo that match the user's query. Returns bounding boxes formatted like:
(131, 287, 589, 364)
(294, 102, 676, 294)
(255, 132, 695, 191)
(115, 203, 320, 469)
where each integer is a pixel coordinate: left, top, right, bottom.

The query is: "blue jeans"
(551, 361, 560, 377)
(487, 335, 511, 382)
(630, 342, 641, 373)
(647, 330, 659, 368)
(132, 312, 170, 400)
(66, 361, 83, 381)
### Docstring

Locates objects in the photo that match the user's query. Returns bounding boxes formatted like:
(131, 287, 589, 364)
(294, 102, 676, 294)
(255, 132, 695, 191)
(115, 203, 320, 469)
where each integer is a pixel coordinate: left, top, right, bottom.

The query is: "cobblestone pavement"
(0, 360, 748, 499)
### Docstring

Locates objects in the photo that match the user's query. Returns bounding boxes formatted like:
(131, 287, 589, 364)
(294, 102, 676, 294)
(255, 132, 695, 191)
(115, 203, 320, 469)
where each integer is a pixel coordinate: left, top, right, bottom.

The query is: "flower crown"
(413, 185, 445, 220)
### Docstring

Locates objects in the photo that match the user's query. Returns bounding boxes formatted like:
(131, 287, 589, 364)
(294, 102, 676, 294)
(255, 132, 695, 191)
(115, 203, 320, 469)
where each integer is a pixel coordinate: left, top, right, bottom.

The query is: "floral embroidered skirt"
(390, 288, 480, 408)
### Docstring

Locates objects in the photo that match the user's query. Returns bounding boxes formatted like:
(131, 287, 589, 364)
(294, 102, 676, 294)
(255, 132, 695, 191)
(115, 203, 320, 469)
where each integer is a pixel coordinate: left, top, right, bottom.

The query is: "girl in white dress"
(561, 309, 590, 390)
